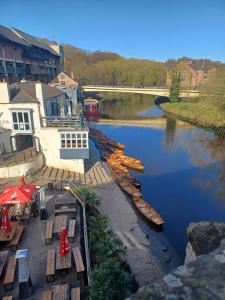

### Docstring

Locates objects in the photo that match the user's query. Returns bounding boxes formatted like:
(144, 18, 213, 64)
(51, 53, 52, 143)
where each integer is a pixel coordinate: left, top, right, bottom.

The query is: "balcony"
(42, 116, 87, 129)
(16, 64, 25, 74)
(0, 65, 5, 74)
(6, 65, 15, 74)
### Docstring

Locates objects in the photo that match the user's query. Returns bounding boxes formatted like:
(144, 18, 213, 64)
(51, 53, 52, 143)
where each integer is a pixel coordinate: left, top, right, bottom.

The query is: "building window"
(12, 111, 31, 131)
(60, 132, 88, 149)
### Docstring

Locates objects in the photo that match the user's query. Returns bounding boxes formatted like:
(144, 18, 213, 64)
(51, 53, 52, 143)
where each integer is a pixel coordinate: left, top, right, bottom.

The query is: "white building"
(0, 81, 89, 174)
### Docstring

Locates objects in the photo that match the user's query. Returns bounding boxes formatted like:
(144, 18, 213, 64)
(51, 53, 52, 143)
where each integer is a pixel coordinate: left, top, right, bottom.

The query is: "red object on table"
(0, 185, 36, 205)
(1, 207, 12, 233)
(19, 176, 26, 186)
(60, 227, 70, 256)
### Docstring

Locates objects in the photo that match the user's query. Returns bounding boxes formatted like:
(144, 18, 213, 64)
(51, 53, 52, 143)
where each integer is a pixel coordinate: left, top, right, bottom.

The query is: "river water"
(93, 93, 225, 261)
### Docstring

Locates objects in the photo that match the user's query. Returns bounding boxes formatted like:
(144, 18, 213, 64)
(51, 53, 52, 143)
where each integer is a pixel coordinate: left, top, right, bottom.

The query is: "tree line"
(64, 45, 167, 86)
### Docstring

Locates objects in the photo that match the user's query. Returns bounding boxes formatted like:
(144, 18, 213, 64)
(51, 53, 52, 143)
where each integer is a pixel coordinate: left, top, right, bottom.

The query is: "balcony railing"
(42, 116, 87, 129)
(0, 66, 5, 74)
(6, 66, 15, 74)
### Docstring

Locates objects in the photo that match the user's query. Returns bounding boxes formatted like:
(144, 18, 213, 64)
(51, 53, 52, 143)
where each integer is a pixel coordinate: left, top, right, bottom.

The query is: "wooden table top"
(55, 247, 71, 271)
(53, 215, 68, 234)
(0, 221, 18, 242)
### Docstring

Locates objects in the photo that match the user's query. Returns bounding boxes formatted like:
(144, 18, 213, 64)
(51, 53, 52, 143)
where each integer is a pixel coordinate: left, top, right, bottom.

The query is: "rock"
(128, 238, 225, 300)
(187, 222, 225, 256)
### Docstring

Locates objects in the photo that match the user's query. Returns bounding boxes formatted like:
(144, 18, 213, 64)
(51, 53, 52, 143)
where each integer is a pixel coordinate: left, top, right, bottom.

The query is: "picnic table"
(0, 221, 18, 242)
(53, 215, 68, 238)
(0, 250, 8, 277)
(56, 246, 71, 273)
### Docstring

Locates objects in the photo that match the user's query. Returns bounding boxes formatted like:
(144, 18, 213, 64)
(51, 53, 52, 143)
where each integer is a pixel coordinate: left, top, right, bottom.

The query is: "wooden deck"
(34, 162, 113, 188)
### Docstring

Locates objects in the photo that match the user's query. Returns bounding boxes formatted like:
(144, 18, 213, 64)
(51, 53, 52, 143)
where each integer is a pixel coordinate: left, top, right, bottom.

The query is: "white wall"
(0, 152, 44, 178)
(37, 128, 85, 173)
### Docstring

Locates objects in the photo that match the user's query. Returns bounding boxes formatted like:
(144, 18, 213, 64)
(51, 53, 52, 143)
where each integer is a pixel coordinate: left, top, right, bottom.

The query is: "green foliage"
(87, 213, 133, 299)
(169, 71, 181, 103)
(88, 259, 132, 300)
(76, 186, 101, 207)
(64, 45, 167, 86)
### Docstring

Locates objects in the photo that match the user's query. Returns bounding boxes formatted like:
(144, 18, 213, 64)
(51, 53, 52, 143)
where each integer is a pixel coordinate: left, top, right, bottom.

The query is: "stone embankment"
(129, 222, 225, 300)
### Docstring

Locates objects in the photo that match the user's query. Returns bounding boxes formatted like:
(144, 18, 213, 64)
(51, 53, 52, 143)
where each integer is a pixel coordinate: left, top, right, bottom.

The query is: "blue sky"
(1, 0, 225, 62)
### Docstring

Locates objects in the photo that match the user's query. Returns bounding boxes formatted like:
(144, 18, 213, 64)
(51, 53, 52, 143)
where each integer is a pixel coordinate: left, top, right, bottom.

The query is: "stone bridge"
(82, 85, 201, 98)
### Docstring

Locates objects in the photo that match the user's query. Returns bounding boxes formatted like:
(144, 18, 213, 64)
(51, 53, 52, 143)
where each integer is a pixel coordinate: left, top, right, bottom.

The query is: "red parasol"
(1, 207, 12, 233)
(0, 186, 34, 205)
(60, 227, 70, 256)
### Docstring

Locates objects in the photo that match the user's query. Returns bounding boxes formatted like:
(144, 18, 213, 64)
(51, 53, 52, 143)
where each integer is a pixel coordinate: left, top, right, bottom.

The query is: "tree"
(169, 71, 181, 102)
(88, 259, 132, 300)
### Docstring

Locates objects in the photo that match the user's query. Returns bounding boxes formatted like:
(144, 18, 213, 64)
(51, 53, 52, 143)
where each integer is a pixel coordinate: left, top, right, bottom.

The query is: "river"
(91, 93, 225, 261)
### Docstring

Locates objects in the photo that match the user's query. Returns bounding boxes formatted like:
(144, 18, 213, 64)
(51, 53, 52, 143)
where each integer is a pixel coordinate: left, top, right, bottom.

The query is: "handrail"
(41, 116, 87, 128)
(64, 180, 91, 284)
(0, 146, 39, 165)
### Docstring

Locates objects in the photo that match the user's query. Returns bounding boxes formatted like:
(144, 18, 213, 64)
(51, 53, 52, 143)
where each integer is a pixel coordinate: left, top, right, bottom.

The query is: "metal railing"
(0, 146, 40, 166)
(65, 180, 91, 284)
(42, 116, 87, 128)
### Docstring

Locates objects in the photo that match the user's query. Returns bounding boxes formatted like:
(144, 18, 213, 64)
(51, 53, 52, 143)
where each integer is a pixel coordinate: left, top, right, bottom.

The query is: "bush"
(88, 259, 132, 300)
(76, 186, 101, 207)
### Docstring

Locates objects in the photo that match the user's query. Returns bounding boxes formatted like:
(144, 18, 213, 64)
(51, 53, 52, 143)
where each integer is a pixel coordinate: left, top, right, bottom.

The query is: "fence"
(0, 147, 39, 166)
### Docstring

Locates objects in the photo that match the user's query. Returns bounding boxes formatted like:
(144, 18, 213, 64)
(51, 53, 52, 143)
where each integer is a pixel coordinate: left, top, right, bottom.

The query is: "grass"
(162, 96, 225, 134)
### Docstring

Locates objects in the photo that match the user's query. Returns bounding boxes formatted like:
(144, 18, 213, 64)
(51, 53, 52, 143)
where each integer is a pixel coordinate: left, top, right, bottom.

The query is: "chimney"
(0, 81, 10, 103)
(35, 82, 45, 117)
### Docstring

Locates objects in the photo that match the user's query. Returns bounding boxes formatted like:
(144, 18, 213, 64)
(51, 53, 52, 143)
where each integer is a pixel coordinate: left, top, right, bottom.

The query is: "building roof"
(0, 24, 60, 56)
(0, 25, 29, 47)
(9, 82, 65, 103)
(12, 28, 59, 56)
(51, 72, 78, 85)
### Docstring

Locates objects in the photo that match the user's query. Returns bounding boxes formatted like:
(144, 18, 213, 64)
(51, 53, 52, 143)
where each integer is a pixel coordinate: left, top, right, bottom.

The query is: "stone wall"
(129, 222, 225, 300)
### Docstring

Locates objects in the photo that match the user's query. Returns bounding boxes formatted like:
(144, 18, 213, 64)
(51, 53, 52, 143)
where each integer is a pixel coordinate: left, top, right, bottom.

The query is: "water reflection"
(94, 93, 225, 258)
(99, 93, 157, 119)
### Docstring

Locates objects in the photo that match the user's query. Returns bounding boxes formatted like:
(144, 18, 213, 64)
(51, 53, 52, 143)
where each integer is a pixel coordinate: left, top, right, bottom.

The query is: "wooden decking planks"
(35, 162, 112, 187)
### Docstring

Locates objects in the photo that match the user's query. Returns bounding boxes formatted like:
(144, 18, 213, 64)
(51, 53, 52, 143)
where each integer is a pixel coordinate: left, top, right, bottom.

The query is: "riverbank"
(161, 99, 225, 135)
(99, 117, 192, 128)
(94, 174, 166, 286)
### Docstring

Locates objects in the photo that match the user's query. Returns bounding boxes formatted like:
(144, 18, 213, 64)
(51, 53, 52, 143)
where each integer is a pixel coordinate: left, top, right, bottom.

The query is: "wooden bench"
(54, 207, 76, 216)
(52, 284, 69, 300)
(68, 220, 76, 243)
(45, 221, 54, 245)
(2, 296, 13, 300)
(42, 290, 52, 300)
(46, 249, 56, 282)
(72, 247, 85, 273)
(4, 255, 16, 291)
(0, 250, 8, 277)
(71, 287, 80, 300)
(9, 225, 25, 251)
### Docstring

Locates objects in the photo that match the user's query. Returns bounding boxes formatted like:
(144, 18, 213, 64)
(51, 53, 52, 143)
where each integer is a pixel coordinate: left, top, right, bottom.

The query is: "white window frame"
(11, 110, 33, 133)
(60, 132, 88, 149)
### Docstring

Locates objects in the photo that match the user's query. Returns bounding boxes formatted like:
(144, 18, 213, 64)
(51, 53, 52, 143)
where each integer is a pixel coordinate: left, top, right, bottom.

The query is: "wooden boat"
(117, 179, 142, 198)
(133, 197, 165, 226)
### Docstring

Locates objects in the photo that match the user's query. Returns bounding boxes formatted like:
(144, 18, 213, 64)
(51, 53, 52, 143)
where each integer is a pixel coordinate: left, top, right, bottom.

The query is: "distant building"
(166, 60, 216, 89)
(51, 72, 78, 88)
(0, 25, 64, 83)
(0, 81, 89, 174)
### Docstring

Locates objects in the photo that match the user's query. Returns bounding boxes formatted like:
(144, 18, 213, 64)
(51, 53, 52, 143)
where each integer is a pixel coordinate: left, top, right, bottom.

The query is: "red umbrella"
(0, 186, 32, 205)
(60, 227, 70, 256)
(1, 207, 12, 233)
